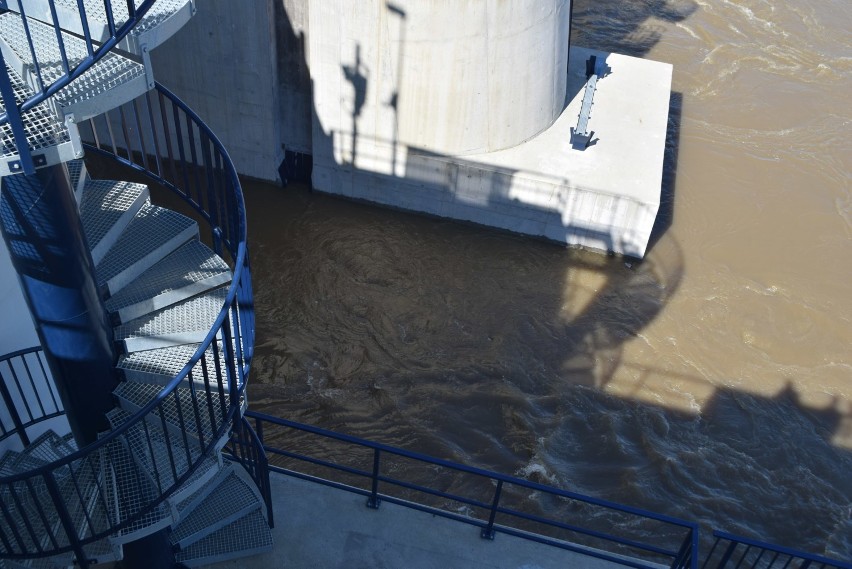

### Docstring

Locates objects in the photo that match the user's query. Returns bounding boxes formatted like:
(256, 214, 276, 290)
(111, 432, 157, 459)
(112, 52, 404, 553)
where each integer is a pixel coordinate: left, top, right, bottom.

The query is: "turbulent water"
(245, 0, 851, 560)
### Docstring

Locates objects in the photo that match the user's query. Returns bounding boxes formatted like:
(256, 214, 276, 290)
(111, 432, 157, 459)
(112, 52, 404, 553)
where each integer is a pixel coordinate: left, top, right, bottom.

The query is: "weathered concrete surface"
(199, 472, 645, 569)
(311, 44, 672, 258)
(150, 0, 281, 180)
(309, 0, 571, 157)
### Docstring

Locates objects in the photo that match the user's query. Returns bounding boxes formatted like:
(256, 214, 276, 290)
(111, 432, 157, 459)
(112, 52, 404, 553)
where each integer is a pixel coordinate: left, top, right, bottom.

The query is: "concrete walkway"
(199, 472, 648, 569)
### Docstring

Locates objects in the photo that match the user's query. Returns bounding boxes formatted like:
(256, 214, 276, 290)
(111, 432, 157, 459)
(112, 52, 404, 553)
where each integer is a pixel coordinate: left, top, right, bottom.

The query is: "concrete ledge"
(199, 472, 660, 569)
(312, 46, 672, 258)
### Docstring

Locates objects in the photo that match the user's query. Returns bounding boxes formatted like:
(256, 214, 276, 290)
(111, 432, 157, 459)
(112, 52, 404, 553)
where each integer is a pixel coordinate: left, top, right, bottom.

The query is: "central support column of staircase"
(0, 164, 119, 445)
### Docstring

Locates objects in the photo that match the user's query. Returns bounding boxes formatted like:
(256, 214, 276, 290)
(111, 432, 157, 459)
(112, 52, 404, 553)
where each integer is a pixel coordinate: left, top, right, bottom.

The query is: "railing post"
(366, 448, 381, 509)
(481, 479, 503, 540)
(691, 526, 699, 569)
(0, 51, 36, 174)
(43, 471, 90, 569)
(0, 360, 31, 446)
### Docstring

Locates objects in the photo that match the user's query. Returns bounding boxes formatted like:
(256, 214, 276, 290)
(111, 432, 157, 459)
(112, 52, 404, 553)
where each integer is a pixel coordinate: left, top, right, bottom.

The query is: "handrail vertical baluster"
(0, 359, 31, 446)
(367, 448, 381, 509)
(43, 471, 90, 568)
(75, 0, 95, 56)
(481, 479, 503, 540)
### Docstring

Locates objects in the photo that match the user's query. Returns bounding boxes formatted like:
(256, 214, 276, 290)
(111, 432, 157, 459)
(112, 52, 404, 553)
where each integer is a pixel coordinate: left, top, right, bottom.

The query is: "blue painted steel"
(0, 51, 36, 174)
(0, 347, 62, 445)
(0, 84, 252, 565)
(0, 165, 118, 445)
(704, 532, 851, 569)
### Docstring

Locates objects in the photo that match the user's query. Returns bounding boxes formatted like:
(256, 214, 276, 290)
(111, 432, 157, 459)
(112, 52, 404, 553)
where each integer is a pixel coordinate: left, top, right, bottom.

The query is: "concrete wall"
(151, 0, 281, 180)
(309, 0, 571, 157)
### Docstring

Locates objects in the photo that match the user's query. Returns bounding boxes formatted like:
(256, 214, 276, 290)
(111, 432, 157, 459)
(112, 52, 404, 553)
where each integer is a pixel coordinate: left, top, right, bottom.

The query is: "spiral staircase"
(0, 1, 271, 567)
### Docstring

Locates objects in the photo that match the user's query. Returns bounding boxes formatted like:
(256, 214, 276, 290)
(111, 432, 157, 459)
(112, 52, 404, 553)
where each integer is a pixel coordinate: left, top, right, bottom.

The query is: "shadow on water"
(572, 0, 698, 56)
(236, 0, 852, 560)
(121, 0, 849, 560)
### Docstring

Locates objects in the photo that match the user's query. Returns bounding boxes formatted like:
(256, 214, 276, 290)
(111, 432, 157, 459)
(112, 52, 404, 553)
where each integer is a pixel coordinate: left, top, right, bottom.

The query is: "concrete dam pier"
(153, 0, 673, 257)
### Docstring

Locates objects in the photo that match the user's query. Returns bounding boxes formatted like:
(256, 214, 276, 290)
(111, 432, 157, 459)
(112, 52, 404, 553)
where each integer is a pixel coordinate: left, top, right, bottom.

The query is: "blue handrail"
(703, 531, 851, 569)
(241, 409, 700, 569)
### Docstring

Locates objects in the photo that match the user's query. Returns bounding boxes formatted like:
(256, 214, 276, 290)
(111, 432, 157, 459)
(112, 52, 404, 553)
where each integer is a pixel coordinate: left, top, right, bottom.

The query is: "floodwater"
(246, 0, 851, 560)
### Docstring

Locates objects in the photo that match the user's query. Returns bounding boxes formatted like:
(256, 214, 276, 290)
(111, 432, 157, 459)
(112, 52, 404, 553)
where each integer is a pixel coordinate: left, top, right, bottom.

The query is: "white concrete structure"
(148, 0, 673, 257)
(309, 1, 671, 258)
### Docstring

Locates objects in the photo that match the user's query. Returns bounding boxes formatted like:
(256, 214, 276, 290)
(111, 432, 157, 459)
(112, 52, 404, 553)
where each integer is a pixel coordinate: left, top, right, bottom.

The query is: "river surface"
(245, 0, 851, 560)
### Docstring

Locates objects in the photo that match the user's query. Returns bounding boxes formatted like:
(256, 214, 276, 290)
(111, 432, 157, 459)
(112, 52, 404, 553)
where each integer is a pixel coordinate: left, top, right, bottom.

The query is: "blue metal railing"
(703, 532, 851, 569)
(240, 410, 700, 569)
(0, 84, 252, 565)
(0, 0, 158, 174)
(0, 347, 62, 447)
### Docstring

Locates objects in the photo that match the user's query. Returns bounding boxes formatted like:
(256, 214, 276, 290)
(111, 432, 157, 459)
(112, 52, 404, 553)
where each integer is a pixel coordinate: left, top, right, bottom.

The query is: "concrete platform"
(198, 472, 648, 569)
(312, 45, 672, 258)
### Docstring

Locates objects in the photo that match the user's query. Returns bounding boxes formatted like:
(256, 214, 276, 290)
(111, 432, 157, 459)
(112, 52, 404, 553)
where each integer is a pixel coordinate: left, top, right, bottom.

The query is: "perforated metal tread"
(96, 434, 171, 543)
(95, 201, 198, 296)
(79, 180, 149, 264)
(113, 380, 239, 444)
(105, 406, 220, 507)
(11, 430, 74, 468)
(170, 467, 261, 550)
(106, 407, 203, 496)
(117, 341, 228, 388)
(66, 159, 88, 203)
(5, 0, 196, 53)
(105, 240, 231, 324)
(0, 63, 80, 176)
(0, 12, 150, 121)
(174, 508, 272, 567)
(0, 437, 108, 557)
(114, 286, 229, 352)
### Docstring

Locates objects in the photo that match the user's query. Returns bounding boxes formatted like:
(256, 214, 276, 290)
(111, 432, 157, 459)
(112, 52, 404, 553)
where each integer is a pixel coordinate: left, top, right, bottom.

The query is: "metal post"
(0, 165, 119, 445)
(481, 479, 503, 540)
(366, 449, 381, 509)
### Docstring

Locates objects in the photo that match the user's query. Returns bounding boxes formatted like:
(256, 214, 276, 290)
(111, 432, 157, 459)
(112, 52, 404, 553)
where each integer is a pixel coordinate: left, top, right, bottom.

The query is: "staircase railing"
(702, 532, 851, 569)
(0, 84, 252, 562)
(0, 0, 160, 174)
(241, 410, 700, 569)
(0, 346, 61, 447)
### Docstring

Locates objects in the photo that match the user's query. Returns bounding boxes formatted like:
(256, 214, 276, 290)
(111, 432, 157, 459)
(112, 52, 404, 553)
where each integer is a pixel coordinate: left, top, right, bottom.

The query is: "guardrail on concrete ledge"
(241, 410, 700, 569)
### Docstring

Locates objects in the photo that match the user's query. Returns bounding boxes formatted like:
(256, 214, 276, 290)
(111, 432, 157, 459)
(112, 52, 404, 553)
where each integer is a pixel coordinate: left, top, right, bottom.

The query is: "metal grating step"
(17, 430, 74, 466)
(105, 406, 220, 511)
(97, 435, 171, 544)
(106, 407, 202, 496)
(79, 180, 149, 264)
(170, 467, 261, 550)
(5, 0, 196, 55)
(0, 63, 80, 176)
(105, 240, 231, 324)
(0, 12, 150, 121)
(172, 460, 231, 524)
(117, 341, 228, 388)
(174, 508, 272, 568)
(95, 202, 198, 297)
(66, 159, 88, 204)
(0, 450, 44, 476)
(0, 439, 110, 558)
(113, 380, 241, 446)
(114, 286, 229, 352)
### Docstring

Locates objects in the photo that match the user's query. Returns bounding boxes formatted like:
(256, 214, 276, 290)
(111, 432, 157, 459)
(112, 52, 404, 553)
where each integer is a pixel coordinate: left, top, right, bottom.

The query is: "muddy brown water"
(239, 0, 851, 560)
